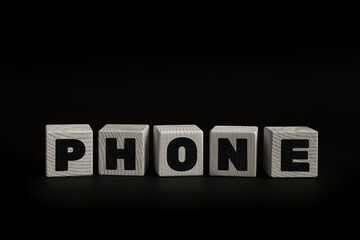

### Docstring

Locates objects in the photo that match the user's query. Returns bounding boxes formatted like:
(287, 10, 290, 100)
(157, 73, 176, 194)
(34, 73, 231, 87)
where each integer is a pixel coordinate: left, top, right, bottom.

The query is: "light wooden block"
(46, 124, 93, 177)
(153, 125, 203, 177)
(209, 126, 258, 177)
(98, 124, 149, 176)
(263, 126, 318, 178)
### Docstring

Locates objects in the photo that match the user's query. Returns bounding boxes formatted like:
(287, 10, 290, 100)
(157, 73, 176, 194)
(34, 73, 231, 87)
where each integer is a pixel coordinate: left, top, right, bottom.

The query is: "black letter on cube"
(167, 137, 197, 171)
(218, 138, 247, 171)
(281, 139, 309, 171)
(56, 139, 86, 171)
(106, 138, 136, 170)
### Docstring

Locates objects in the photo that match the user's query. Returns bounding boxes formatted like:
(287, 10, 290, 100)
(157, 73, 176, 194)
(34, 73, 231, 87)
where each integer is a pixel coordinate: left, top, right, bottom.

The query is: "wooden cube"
(98, 124, 149, 176)
(153, 125, 203, 177)
(263, 126, 318, 178)
(209, 126, 258, 177)
(46, 124, 93, 177)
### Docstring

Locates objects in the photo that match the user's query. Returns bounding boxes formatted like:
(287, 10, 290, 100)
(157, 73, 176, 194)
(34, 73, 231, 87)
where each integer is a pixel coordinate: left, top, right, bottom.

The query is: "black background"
(2, 9, 359, 236)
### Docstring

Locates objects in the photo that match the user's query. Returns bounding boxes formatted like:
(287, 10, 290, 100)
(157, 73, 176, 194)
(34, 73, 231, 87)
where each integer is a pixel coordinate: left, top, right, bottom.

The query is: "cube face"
(263, 127, 318, 178)
(46, 124, 93, 177)
(154, 125, 203, 177)
(98, 124, 149, 176)
(209, 126, 258, 177)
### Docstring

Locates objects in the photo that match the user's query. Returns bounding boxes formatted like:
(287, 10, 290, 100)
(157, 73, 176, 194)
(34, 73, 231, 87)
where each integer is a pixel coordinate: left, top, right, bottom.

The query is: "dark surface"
(2, 15, 359, 234)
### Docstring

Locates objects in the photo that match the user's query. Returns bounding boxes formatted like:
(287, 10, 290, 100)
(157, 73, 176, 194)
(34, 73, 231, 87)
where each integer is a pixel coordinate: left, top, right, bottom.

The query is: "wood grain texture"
(98, 124, 149, 176)
(153, 125, 203, 177)
(263, 126, 318, 178)
(46, 124, 93, 177)
(209, 126, 258, 177)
